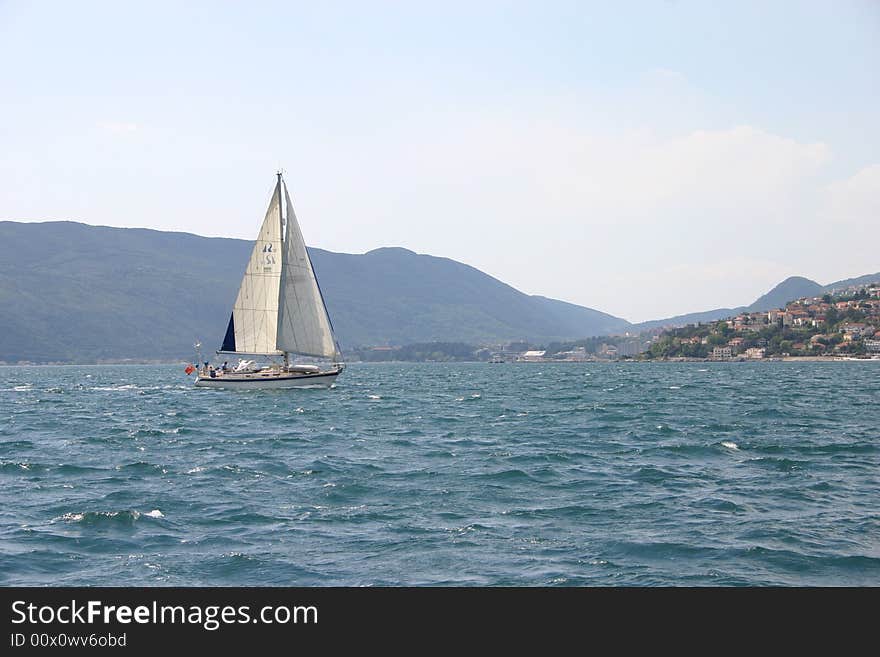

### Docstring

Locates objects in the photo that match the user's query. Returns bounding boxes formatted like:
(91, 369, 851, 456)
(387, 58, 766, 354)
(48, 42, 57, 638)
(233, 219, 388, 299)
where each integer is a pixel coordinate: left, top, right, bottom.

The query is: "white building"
(558, 347, 589, 362)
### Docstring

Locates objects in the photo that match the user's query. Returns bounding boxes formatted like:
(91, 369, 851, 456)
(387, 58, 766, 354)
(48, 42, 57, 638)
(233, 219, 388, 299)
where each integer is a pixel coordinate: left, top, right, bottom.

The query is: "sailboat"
(193, 172, 344, 389)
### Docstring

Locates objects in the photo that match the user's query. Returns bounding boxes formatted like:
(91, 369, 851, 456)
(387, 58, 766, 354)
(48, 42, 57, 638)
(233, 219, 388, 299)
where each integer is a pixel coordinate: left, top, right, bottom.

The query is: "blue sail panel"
(220, 314, 236, 352)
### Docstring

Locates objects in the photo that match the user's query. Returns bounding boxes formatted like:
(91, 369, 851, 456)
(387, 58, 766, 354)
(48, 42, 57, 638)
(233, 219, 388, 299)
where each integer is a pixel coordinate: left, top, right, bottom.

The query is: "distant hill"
(636, 272, 880, 331)
(635, 307, 745, 332)
(823, 272, 880, 293)
(745, 276, 823, 312)
(311, 247, 632, 348)
(0, 222, 251, 363)
(0, 221, 630, 362)
(529, 296, 631, 337)
(1, 221, 875, 362)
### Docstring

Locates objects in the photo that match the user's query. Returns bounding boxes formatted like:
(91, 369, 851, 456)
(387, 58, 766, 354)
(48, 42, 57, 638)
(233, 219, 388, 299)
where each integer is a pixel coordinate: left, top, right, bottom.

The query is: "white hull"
(194, 369, 340, 389)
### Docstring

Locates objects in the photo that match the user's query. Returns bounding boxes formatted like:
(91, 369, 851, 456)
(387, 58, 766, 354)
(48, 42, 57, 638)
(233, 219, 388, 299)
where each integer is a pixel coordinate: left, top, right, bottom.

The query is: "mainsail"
(220, 174, 339, 360)
(276, 185, 339, 359)
(220, 180, 283, 354)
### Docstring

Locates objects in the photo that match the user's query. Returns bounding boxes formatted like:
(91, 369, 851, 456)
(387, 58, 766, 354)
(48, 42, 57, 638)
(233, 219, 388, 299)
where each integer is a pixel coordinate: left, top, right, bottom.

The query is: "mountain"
(310, 247, 632, 348)
(0, 222, 252, 363)
(0, 221, 630, 362)
(529, 296, 632, 337)
(636, 272, 880, 331)
(745, 276, 823, 312)
(823, 272, 880, 293)
(1, 220, 875, 362)
(635, 307, 744, 332)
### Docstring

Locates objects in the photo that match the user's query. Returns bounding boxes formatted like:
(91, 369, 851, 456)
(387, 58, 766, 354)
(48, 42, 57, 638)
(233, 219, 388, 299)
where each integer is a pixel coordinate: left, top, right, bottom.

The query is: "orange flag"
(184, 364, 195, 375)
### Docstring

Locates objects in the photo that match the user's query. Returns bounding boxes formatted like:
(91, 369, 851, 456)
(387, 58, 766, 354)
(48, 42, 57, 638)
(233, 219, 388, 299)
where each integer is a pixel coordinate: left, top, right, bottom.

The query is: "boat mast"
(278, 171, 290, 371)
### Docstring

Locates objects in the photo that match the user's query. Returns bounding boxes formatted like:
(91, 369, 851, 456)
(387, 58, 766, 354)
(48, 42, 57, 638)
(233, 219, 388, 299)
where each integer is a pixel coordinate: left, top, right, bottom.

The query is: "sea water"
(0, 362, 878, 586)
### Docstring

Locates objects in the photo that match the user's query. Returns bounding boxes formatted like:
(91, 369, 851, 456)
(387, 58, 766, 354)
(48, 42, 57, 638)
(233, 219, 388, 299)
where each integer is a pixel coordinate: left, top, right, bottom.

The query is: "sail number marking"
(262, 243, 276, 265)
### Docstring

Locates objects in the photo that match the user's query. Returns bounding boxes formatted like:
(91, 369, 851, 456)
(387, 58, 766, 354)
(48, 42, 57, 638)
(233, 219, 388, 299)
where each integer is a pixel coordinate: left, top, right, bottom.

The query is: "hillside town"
(644, 285, 880, 360)
(303, 285, 880, 364)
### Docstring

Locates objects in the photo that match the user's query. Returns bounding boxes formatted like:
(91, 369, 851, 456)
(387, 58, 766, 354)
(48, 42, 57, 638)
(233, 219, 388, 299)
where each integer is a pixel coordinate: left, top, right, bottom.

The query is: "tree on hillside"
(825, 307, 839, 327)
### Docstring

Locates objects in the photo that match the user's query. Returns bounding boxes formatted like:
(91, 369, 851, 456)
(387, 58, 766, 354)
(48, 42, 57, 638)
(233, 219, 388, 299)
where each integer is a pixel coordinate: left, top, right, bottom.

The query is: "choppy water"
(1, 362, 878, 586)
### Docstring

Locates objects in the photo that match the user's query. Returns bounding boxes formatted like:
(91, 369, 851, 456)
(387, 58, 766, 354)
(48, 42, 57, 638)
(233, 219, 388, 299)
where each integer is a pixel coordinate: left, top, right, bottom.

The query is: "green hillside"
(3, 221, 873, 362)
(311, 247, 631, 347)
(636, 273, 879, 331)
(0, 222, 630, 362)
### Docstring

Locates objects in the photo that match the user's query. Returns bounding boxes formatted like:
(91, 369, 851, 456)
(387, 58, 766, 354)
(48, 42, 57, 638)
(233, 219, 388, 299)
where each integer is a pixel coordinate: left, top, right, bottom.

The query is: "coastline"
(4, 357, 880, 366)
(642, 355, 879, 363)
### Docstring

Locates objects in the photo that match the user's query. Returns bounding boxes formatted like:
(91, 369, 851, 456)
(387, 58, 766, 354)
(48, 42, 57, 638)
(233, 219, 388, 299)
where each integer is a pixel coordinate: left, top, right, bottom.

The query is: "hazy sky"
(1, 1, 877, 321)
